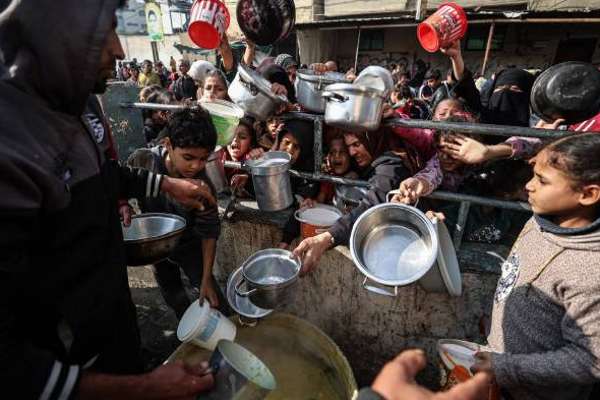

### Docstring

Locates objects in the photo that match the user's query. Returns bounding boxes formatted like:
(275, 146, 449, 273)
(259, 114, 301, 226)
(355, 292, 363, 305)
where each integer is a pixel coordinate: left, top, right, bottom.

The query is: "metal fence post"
(453, 201, 471, 250)
(313, 116, 324, 176)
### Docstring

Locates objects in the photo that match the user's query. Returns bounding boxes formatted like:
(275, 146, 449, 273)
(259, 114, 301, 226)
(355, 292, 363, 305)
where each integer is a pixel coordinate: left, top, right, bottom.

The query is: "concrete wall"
(213, 205, 505, 387)
(304, 22, 600, 76)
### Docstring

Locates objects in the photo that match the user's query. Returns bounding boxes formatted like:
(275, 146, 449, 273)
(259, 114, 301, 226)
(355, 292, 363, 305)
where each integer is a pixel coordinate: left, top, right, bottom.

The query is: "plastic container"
(177, 299, 236, 351)
(417, 3, 467, 53)
(188, 0, 231, 50)
(199, 100, 244, 146)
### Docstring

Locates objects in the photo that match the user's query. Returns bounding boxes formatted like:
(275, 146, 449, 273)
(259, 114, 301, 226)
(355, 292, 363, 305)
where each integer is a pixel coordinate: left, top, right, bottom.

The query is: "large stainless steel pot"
(295, 69, 349, 113)
(228, 63, 288, 121)
(350, 203, 439, 296)
(244, 151, 293, 211)
(205, 146, 228, 195)
(206, 339, 276, 400)
(235, 249, 301, 309)
(122, 213, 186, 266)
(322, 83, 386, 132)
(333, 184, 368, 214)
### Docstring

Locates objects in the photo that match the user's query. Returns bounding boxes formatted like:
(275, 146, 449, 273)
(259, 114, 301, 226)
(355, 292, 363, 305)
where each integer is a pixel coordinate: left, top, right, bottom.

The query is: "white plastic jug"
(177, 299, 236, 351)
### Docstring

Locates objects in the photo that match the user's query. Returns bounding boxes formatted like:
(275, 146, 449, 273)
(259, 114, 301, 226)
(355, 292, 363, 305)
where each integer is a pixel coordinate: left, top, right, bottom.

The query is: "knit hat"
(274, 53, 298, 70)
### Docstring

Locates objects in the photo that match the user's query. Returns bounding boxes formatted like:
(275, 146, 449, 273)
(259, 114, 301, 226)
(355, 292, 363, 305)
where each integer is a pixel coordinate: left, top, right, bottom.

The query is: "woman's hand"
(535, 118, 565, 130)
(441, 134, 489, 164)
(391, 178, 428, 205)
(292, 232, 333, 275)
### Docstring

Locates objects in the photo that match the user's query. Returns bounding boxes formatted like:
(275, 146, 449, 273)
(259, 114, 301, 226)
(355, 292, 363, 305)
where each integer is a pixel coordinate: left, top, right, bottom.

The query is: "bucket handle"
(362, 276, 399, 297)
(234, 277, 257, 297)
(386, 189, 419, 208)
(322, 91, 349, 103)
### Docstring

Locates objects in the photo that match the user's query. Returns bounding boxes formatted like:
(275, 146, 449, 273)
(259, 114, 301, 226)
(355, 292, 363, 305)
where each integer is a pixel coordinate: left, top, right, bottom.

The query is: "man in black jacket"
(0, 1, 215, 398)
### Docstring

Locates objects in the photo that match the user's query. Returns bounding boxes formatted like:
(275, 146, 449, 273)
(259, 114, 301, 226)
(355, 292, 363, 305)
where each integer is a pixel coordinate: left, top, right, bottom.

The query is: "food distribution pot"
(235, 249, 301, 309)
(322, 83, 386, 132)
(244, 151, 293, 211)
(122, 213, 186, 266)
(294, 204, 343, 239)
(228, 63, 288, 121)
(349, 203, 439, 296)
(295, 69, 349, 113)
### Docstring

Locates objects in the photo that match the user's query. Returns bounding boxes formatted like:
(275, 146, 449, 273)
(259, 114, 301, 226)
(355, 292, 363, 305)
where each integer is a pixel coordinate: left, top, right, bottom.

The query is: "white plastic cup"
(177, 299, 236, 351)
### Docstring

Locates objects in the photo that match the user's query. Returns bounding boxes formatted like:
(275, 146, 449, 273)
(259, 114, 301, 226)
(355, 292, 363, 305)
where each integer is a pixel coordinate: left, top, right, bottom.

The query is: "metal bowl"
(122, 213, 186, 266)
(350, 203, 439, 290)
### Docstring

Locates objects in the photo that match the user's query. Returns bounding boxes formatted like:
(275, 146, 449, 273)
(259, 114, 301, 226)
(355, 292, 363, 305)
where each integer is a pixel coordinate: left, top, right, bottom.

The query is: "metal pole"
(481, 22, 495, 76)
(354, 27, 362, 72)
(313, 117, 324, 176)
(453, 202, 471, 250)
(151, 41, 160, 63)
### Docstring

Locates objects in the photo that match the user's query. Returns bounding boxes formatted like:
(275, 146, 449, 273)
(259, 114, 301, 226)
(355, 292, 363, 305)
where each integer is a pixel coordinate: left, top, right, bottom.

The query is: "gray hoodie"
(488, 216, 600, 400)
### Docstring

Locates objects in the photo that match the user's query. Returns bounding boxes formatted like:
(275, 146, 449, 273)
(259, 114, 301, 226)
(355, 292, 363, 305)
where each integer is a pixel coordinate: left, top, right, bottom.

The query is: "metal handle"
(361, 276, 399, 297)
(234, 277, 256, 297)
(386, 189, 419, 208)
(322, 91, 348, 103)
(239, 76, 260, 96)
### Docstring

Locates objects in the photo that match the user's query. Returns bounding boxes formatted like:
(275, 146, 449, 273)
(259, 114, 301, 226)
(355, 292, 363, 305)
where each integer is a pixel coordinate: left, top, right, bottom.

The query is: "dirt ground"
(127, 265, 189, 370)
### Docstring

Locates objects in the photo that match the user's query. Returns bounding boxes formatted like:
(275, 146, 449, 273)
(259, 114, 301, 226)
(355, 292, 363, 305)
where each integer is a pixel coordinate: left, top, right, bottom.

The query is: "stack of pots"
(322, 66, 394, 132)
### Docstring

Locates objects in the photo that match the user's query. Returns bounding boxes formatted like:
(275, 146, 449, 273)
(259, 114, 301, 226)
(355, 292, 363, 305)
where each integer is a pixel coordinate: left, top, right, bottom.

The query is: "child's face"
(267, 118, 283, 138)
(201, 76, 227, 101)
(166, 140, 210, 179)
(228, 125, 252, 160)
(151, 110, 169, 126)
(278, 133, 300, 164)
(327, 139, 351, 176)
(433, 100, 462, 121)
(525, 150, 584, 216)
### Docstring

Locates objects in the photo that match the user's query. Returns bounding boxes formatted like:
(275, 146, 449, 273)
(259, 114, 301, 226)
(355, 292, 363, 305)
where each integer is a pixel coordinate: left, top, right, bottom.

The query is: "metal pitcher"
(205, 147, 228, 195)
(244, 151, 293, 212)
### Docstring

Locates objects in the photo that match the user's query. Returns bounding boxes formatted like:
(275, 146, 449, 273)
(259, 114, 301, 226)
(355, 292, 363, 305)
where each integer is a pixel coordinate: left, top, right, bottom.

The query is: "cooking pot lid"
(227, 267, 273, 318)
(238, 63, 289, 104)
(297, 69, 349, 84)
(199, 99, 244, 118)
(434, 220, 462, 296)
(296, 204, 342, 227)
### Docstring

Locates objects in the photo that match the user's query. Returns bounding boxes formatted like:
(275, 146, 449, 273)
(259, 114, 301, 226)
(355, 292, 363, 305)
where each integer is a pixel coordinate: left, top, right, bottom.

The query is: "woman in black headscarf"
(480, 68, 535, 127)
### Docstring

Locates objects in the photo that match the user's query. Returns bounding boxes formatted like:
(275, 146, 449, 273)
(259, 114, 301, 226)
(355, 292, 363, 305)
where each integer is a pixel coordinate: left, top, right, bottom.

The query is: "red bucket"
(417, 2, 467, 53)
(188, 0, 231, 49)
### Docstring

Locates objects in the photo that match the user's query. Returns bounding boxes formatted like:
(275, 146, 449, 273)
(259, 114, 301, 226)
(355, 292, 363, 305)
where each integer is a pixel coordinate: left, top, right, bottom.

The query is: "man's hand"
(441, 134, 489, 164)
(371, 350, 491, 400)
(440, 40, 461, 59)
(271, 82, 288, 97)
(292, 232, 333, 275)
(144, 361, 214, 399)
(200, 279, 219, 308)
(161, 176, 216, 210)
(391, 178, 428, 205)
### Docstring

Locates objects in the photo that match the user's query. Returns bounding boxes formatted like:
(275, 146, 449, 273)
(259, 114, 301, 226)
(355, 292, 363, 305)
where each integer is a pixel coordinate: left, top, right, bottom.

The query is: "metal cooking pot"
(531, 61, 600, 124)
(295, 69, 349, 113)
(235, 248, 301, 309)
(322, 83, 386, 132)
(354, 66, 394, 97)
(228, 63, 288, 121)
(122, 213, 186, 266)
(205, 146, 228, 195)
(350, 203, 439, 296)
(206, 339, 276, 400)
(333, 185, 368, 214)
(243, 151, 293, 211)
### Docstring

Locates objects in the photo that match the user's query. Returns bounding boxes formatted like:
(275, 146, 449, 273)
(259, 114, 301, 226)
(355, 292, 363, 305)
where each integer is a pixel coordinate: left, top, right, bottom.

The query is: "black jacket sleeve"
(328, 159, 411, 246)
(111, 159, 165, 201)
(453, 68, 482, 115)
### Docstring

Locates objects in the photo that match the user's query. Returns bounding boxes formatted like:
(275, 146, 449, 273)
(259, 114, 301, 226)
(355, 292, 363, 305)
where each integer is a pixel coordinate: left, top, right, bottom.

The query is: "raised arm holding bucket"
(417, 2, 468, 53)
(188, 0, 231, 50)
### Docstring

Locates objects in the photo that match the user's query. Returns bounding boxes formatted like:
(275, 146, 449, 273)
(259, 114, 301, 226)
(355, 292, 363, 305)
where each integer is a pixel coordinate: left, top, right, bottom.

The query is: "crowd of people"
(3, 0, 600, 399)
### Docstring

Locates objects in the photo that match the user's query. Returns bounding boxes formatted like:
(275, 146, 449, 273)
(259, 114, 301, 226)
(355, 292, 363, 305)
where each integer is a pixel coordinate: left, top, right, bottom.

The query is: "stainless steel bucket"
(206, 340, 276, 400)
(244, 151, 293, 212)
(235, 249, 301, 310)
(205, 147, 228, 195)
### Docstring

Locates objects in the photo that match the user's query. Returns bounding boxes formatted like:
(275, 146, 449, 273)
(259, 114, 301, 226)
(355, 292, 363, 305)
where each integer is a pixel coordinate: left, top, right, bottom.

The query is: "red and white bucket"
(417, 2, 467, 53)
(188, 0, 231, 49)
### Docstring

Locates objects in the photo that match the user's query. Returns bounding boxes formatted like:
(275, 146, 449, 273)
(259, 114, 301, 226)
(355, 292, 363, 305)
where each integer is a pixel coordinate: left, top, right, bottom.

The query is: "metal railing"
(120, 102, 570, 249)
